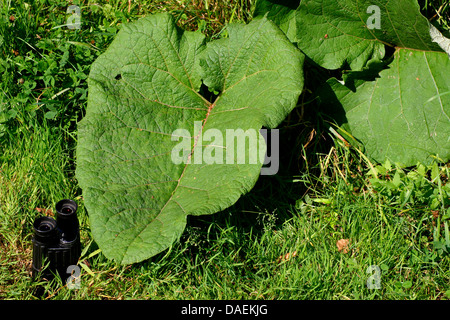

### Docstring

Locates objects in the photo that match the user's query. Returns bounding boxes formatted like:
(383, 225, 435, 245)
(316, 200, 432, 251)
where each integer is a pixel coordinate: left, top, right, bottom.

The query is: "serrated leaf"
(76, 13, 304, 264)
(254, 0, 444, 70)
(319, 49, 450, 166)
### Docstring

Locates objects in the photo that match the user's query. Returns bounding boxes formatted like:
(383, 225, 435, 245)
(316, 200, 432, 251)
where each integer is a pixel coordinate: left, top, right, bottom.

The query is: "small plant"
(368, 158, 450, 258)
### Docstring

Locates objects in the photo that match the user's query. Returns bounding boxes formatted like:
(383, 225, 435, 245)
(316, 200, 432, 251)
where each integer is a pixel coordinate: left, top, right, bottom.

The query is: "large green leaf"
(255, 0, 450, 165)
(76, 13, 304, 264)
(319, 49, 450, 166)
(254, 0, 443, 70)
(253, 0, 300, 42)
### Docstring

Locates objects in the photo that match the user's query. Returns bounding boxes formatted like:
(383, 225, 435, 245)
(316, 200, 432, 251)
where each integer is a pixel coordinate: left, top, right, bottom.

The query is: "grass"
(419, 0, 450, 30)
(2, 131, 449, 299)
(1, 0, 449, 300)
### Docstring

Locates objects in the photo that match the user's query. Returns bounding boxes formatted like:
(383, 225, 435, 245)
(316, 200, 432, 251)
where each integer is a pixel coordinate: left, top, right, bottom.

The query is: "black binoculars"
(32, 199, 81, 282)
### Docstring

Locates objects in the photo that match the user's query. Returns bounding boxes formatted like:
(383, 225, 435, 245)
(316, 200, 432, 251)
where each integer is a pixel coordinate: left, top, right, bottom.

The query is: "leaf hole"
(384, 45, 396, 60)
(199, 83, 220, 102)
(114, 74, 122, 80)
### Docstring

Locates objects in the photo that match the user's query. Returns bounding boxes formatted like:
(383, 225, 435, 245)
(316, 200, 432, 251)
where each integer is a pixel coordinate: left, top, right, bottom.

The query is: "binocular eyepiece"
(32, 199, 81, 282)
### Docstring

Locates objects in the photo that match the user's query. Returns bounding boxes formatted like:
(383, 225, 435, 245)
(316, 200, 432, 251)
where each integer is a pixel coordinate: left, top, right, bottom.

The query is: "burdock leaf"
(320, 49, 450, 166)
(254, 0, 444, 70)
(255, 0, 450, 165)
(253, 0, 301, 42)
(76, 13, 304, 264)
